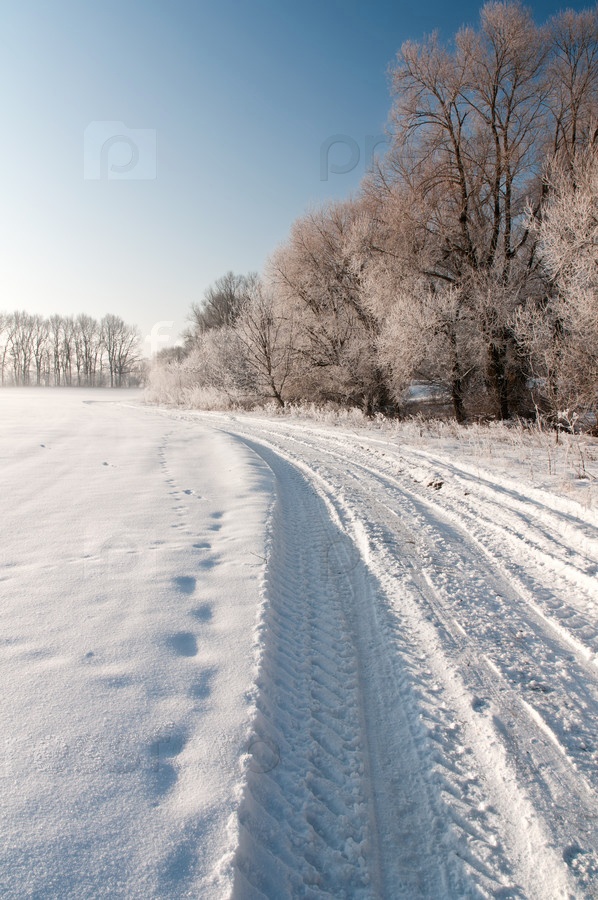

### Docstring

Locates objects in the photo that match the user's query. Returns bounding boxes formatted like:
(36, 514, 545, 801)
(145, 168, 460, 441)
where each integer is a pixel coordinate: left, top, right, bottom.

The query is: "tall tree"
(385, 2, 550, 417)
(545, 7, 598, 168)
(236, 275, 295, 407)
(270, 199, 392, 413)
(101, 314, 140, 387)
(186, 271, 250, 345)
(518, 147, 598, 422)
(31, 315, 49, 385)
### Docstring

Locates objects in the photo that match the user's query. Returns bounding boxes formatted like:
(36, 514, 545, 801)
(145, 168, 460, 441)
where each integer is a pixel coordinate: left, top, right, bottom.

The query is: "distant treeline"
(150, 3, 598, 427)
(0, 312, 143, 388)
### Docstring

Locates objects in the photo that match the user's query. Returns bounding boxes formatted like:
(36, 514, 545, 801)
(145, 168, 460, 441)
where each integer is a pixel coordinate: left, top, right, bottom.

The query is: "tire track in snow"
(381, 446, 598, 622)
(265, 425, 597, 589)
(161, 410, 597, 893)
(300, 430, 598, 644)
(335, 458, 598, 787)
(227, 438, 569, 898)
(230, 440, 468, 899)
(219, 425, 591, 897)
(248, 426, 598, 785)
(230, 442, 373, 897)
(253, 424, 598, 678)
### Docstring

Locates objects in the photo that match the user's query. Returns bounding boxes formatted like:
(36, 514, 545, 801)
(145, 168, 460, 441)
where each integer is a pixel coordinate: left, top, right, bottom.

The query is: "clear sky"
(0, 0, 593, 353)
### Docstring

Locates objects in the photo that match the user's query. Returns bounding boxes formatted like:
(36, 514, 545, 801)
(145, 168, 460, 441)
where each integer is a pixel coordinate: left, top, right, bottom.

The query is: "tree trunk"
(451, 376, 466, 423)
(488, 340, 510, 420)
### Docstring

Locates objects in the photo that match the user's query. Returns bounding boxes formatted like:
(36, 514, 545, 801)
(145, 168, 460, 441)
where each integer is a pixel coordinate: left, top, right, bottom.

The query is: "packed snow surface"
(1, 390, 598, 898)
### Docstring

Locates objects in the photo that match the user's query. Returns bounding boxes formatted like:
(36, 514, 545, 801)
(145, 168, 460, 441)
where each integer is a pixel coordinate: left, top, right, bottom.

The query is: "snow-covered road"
(2, 391, 597, 898)
(213, 414, 598, 899)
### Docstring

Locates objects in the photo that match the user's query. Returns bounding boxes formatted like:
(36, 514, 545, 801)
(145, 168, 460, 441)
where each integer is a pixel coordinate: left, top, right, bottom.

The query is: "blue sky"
(0, 0, 592, 352)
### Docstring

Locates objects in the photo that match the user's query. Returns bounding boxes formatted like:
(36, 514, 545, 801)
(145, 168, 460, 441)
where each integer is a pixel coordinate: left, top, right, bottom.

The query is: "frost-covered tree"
(235, 275, 294, 407)
(379, 2, 598, 419)
(185, 271, 251, 345)
(0, 313, 8, 386)
(146, 2, 598, 424)
(75, 314, 103, 386)
(101, 314, 141, 388)
(545, 8, 598, 169)
(30, 315, 49, 385)
(0, 311, 141, 387)
(147, 326, 250, 407)
(8, 311, 35, 385)
(269, 200, 392, 413)
(518, 148, 598, 422)
(382, 3, 545, 417)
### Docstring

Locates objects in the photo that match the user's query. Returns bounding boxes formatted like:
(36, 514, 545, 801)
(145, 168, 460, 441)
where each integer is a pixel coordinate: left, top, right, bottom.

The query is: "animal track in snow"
(174, 575, 196, 594)
(190, 603, 213, 622)
(190, 666, 217, 700)
(148, 727, 187, 797)
(149, 728, 187, 759)
(168, 632, 198, 657)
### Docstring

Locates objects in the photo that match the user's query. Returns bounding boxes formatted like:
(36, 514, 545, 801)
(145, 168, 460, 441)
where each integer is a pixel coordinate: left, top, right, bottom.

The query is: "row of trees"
(0, 312, 142, 387)
(151, 2, 598, 425)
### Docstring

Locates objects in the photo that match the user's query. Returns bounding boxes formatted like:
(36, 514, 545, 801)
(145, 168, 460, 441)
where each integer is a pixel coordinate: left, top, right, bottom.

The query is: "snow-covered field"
(2, 389, 598, 898)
